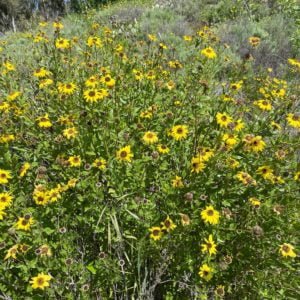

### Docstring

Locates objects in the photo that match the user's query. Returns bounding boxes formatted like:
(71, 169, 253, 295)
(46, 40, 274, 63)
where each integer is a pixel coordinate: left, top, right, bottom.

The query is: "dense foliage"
(0, 0, 299, 299)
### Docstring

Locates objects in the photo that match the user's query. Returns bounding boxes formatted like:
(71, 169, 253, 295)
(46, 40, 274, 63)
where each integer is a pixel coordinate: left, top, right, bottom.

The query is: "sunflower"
(4, 244, 19, 260)
(226, 157, 240, 169)
(33, 191, 49, 206)
(256, 165, 274, 180)
(286, 113, 300, 129)
(191, 156, 206, 173)
(222, 133, 239, 148)
(53, 21, 63, 30)
(201, 205, 220, 225)
(63, 127, 78, 139)
(170, 125, 189, 141)
(230, 81, 243, 91)
(85, 75, 98, 88)
(0, 169, 12, 184)
(30, 273, 52, 290)
(279, 243, 296, 258)
(55, 38, 70, 49)
(249, 197, 261, 208)
(157, 144, 170, 154)
(249, 36, 261, 47)
(133, 69, 144, 81)
(142, 131, 159, 144)
(116, 146, 133, 162)
(149, 226, 163, 241)
(86, 36, 102, 47)
(161, 216, 177, 232)
(39, 78, 53, 89)
(198, 264, 214, 281)
(100, 74, 116, 88)
(201, 234, 217, 256)
(58, 83, 77, 95)
(93, 158, 107, 170)
(235, 171, 257, 186)
(216, 112, 233, 128)
(0, 192, 13, 209)
(7, 91, 21, 101)
(294, 171, 300, 181)
(171, 175, 184, 188)
(36, 114, 52, 128)
(183, 35, 192, 41)
(248, 136, 266, 152)
(201, 47, 217, 59)
(33, 67, 51, 78)
(68, 155, 82, 167)
(15, 216, 34, 231)
(253, 99, 272, 111)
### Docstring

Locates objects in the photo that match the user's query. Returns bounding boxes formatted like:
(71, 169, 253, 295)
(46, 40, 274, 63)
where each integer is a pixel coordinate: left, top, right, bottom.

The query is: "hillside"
(0, 0, 299, 299)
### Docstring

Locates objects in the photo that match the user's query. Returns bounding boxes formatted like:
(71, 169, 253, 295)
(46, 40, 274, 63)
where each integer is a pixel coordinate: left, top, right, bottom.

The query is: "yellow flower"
(116, 146, 133, 162)
(142, 131, 159, 144)
(201, 234, 217, 256)
(201, 47, 217, 59)
(53, 21, 63, 30)
(161, 216, 177, 232)
(171, 175, 184, 188)
(15, 216, 34, 231)
(7, 91, 21, 101)
(0, 134, 15, 144)
(3, 61, 15, 71)
(256, 165, 274, 180)
(198, 263, 214, 281)
(33, 191, 49, 206)
(85, 75, 98, 88)
(235, 171, 257, 186)
(93, 158, 107, 170)
(86, 36, 102, 47)
(183, 35, 192, 41)
(30, 273, 52, 290)
(216, 112, 233, 128)
(249, 197, 261, 208)
(248, 36, 261, 47)
(37, 244, 52, 257)
(0, 192, 13, 209)
(0, 169, 12, 184)
(157, 144, 170, 154)
(243, 135, 266, 152)
(63, 127, 78, 139)
(286, 113, 300, 129)
(100, 74, 116, 88)
(279, 243, 296, 258)
(55, 38, 70, 49)
(4, 244, 19, 260)
(201, 205, 220, 225)
(226, 157, 240, 169)
(39, 78, 53, 89)
(148, 34, 157, 41)
(36, 114, 52, 128)
(133, 69, 144, 81)
(222, 133, 239, 148)
(271, 121, 281, 131)
(19, 162, 31, 177)
(58, 82, 77, 95)
(170, 125, 189, 141)
(149, 226, 163, 241)
(253, 99, 272, 111)
(33, 67, 51, 78)
(191, 156, 206, 173)
(230, 81, 243, 91)
(294, 171, 300, 181)
(68, 155, 81, 167)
